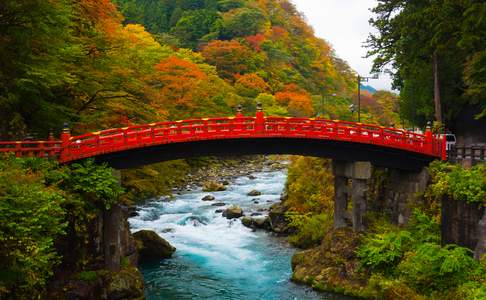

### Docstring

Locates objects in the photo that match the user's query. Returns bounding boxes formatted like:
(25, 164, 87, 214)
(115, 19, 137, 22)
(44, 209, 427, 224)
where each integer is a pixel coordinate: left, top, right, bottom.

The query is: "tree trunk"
(433, 51, 443, 124)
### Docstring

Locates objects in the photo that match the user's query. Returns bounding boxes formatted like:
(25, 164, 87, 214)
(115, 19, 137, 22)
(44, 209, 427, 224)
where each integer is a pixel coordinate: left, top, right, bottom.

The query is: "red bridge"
(0, 111, 445, 171)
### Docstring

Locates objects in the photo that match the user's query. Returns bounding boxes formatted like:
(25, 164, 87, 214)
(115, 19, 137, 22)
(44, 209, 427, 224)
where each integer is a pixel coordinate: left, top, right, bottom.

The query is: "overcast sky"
(292, 0, 393, 91)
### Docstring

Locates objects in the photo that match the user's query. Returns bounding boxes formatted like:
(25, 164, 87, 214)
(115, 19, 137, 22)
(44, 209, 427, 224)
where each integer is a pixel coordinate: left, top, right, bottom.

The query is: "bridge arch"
(0, 112, 445, 172)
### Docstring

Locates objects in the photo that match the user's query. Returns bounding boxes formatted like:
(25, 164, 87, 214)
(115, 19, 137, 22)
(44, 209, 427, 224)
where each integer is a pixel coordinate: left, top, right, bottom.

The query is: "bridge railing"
(0, 115, 445, 162)
(0, 141, 61, 158)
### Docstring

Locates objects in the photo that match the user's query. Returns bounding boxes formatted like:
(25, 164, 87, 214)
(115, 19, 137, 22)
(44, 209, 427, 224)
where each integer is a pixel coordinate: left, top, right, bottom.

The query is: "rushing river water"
(129, 168, 354, 300)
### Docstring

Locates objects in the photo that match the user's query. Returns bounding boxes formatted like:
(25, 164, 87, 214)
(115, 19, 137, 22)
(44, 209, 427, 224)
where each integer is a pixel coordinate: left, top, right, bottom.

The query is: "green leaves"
(358, 230, 413, 275)
(428, 161, 486, 205)
(398, 243, 477, 293)
(64, 159, 124, 210)
(0, 157, 66, 297)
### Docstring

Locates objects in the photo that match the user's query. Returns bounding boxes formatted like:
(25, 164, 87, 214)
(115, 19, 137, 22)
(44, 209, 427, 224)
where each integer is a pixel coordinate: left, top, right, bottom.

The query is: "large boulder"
(202, 181, 227, 192)
(222, 206, 244, 219)
(133, 230, 175, 261)
(247, 190, 262, 196)
(268, 203, 292, 235)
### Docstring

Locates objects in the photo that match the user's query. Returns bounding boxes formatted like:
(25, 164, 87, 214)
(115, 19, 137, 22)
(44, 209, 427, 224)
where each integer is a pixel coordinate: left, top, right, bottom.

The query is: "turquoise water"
(129, 169, 355, 300)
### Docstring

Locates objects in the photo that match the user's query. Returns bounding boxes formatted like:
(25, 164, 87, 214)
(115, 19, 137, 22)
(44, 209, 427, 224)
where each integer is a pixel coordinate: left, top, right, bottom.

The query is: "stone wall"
(441, 196, 485, 255)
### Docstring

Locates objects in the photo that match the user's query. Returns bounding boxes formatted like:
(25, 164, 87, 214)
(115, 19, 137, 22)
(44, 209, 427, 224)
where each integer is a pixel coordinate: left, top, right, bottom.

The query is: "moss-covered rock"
(202, 181, 227, 192)
(104, 267, 144, 300)
(222, 206, 244, 219)
(291, 228, 369, 298)
(133, 230, 175, 261)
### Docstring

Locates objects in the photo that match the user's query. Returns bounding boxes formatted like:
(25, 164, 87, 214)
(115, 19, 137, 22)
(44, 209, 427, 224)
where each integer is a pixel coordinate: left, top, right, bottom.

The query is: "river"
(129, 167, 355, 300)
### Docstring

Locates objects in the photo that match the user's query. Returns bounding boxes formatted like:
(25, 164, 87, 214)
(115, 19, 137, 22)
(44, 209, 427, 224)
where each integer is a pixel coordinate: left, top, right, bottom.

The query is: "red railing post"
(60, 123, 71, 161)
(255, 102, 265, 133)
(15, 142, 22, 157)
(425, 122, 433, 155)
(441, 130, 447, 161)
(235, 104, 244, 132)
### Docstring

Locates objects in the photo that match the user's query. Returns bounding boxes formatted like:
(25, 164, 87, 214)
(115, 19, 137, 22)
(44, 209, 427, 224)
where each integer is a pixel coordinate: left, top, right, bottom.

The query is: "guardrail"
(0, 115, 446, 163)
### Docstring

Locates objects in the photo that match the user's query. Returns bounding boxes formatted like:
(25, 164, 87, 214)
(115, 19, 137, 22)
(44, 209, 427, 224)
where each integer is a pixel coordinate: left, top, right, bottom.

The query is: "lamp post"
(357, 74, 379, 122)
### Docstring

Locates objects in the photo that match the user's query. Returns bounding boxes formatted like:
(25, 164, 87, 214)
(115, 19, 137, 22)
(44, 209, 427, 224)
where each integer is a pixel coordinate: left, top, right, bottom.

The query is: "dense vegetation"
(0, 157, 124, 298)
(368, 0, 486, 126)
(358, 210, 486, 299)
(286, 160, 486, 299)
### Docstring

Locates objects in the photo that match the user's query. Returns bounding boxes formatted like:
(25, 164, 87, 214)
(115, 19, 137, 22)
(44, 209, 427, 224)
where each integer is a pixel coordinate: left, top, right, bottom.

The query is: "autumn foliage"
(275, 84, 314, 117)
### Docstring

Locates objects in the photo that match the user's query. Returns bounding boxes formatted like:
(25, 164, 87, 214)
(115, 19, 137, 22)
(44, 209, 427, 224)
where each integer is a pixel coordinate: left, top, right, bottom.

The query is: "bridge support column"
(332, 161, 349, 229)
(103, 169, 124, 271)
(351, 162, 371, 231)
(332, 161, 371, 231)
(104, 204, 122, 271)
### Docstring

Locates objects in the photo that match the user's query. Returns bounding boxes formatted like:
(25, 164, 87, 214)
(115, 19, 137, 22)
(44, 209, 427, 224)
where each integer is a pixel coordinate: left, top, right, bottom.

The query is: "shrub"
(64, 159, 124, 209)
(428, 161, 486, 205)
(286, 212, 332, 248)
(398, 243, 477, 293)
(357, 230, 413, 275)
(0, 156, 66, 298)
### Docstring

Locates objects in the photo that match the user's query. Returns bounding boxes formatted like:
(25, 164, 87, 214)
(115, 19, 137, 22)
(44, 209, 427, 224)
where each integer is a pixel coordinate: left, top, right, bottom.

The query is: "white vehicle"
(444, 133, 457, 151)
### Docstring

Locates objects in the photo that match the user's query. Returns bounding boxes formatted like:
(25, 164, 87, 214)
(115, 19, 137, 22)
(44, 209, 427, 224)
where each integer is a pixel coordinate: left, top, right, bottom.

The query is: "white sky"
(292, 0, 393, 91)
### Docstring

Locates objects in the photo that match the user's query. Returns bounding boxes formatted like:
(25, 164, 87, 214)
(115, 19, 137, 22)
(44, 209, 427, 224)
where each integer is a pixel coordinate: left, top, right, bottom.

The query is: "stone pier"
(332, 160, 372, 231)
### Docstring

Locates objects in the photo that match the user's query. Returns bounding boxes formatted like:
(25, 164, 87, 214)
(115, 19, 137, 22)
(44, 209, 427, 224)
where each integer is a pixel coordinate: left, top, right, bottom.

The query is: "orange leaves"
(245, 33, 266, 51)
(201, 40, 258, 79)
(270, 26, 289, 41)
(155, 56, 207, 81)
(235, 73, 270, 94)
(275, 84, 314, 117)
(77, 0, 121, 36)
(153, 56, 208, 111)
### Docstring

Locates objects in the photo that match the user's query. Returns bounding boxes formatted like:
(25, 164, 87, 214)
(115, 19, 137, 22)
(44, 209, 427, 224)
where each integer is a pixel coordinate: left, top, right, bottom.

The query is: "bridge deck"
(0, 115, 446, 170)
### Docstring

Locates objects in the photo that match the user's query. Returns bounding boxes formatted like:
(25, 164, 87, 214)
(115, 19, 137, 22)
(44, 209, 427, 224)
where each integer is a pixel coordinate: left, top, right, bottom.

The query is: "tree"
(220, 7, 266, 39)
(235, 73, 270, 98)
(201, 40, 262, 79)
(275, 84, 314, 117)
(367, 0, 486, 126)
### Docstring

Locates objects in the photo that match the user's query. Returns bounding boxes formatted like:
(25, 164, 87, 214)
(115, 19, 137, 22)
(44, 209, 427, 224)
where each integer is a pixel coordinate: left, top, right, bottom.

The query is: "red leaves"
(275, 84, 314, 117)
(245, 34, 266, 51)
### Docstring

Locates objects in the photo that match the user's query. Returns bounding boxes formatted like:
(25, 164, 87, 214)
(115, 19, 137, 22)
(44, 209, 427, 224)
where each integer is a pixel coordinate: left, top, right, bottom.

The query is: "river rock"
(222, 206, 244, 219)
(241, 216, 253, 227)
(202, 181, 227, 192)
(248, 175, 256, 180)
(268, 203, 292, 235)
(201, 195, 215, 201)
(133, 230, 175, 261)
(241, 216, 271, 230)
(211, 202, 226, 207)
(222, 180, 230, 185)
(105, 267, 144, 300)
(215, 209, 224, 213)
(247, 190, 261, 196)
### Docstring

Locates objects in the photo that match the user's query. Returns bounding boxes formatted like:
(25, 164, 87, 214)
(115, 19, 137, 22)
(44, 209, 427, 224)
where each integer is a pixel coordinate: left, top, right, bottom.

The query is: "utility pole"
(358, 75, 361, 122)
(357, 74, 379, 122)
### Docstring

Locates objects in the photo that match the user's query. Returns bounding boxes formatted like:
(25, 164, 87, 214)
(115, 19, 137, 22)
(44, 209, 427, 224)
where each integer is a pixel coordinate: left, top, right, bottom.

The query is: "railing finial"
(256, 102, 263, 112)
(63, 122, 70, 134)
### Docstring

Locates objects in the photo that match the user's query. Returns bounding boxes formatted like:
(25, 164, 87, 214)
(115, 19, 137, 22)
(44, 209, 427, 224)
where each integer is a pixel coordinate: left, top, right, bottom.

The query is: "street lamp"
(357, 74, 379, 122)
